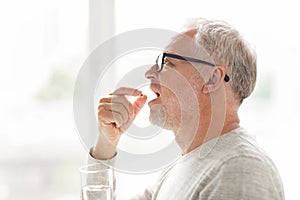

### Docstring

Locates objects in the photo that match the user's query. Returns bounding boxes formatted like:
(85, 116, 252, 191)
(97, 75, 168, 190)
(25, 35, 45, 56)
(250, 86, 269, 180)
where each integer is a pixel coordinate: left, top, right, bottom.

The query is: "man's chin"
(149, 114, 172, 131)
(149, 104, 170, 128)
(149, 117, 163, 127)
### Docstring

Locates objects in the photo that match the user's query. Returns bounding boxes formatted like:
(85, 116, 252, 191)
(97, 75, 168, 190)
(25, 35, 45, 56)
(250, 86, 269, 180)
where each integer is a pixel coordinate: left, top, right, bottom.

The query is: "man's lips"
(150, 84, 161, 97)
(148, 96, 161, 106)
(148, 84, 161, 106)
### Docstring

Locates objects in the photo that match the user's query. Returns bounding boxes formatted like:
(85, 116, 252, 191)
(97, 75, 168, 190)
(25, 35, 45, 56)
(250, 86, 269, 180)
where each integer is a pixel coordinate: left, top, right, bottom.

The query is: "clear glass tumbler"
(79, 163, 114, 200)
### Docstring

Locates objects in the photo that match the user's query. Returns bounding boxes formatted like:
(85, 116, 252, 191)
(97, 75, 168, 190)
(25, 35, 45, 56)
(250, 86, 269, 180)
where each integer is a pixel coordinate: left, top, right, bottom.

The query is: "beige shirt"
(89, 127, 285, 200)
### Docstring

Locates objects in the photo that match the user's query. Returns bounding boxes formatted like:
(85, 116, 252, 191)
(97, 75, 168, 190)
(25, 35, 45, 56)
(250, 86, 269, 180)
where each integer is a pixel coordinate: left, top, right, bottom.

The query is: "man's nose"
(145, 64, 158, 80)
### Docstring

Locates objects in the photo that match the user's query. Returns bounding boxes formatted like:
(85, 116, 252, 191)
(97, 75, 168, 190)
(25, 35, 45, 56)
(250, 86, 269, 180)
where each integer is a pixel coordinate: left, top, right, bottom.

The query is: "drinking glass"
(80, 163, 114, 200)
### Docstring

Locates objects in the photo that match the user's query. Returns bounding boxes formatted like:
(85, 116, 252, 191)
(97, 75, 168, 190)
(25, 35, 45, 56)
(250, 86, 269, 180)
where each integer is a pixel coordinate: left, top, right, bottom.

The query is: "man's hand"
(92, 87, 147, 160)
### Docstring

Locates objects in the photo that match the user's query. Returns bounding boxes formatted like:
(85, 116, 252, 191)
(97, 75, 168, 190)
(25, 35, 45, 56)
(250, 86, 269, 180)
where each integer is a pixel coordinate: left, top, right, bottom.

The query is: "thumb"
(133, 94, 147, 117)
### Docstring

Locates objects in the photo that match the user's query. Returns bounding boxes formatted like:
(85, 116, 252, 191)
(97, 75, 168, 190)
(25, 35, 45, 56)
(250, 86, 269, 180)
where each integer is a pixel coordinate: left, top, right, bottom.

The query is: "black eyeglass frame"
(156, 52, 230, 82)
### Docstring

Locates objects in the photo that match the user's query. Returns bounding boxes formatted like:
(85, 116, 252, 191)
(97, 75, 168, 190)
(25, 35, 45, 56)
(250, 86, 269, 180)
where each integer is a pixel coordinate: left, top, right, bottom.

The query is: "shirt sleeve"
(88, 147, 117, 166)
(199, 156, 285, 200)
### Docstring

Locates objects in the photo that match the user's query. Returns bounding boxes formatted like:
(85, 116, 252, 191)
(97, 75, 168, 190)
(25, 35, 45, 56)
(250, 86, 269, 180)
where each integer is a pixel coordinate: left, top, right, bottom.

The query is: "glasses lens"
(156, 54, 163, 72)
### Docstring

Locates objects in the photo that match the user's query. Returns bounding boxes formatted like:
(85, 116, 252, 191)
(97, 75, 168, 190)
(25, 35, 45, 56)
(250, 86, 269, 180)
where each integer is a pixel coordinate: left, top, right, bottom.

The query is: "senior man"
(89, 18, 284, 199)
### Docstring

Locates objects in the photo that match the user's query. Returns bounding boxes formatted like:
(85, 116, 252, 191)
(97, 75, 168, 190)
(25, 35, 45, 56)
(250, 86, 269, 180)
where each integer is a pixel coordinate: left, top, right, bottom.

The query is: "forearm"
(92, 132, 118, 160)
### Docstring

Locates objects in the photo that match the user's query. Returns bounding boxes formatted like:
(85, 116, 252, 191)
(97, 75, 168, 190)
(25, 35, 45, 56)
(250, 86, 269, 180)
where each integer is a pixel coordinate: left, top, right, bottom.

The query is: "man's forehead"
(165, 29, 211, 61)
(166, 32, 195, 53)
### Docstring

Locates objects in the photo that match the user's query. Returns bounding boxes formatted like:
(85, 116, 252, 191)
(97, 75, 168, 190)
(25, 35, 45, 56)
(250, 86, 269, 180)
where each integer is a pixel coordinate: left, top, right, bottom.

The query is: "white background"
(0, 0, 299, 199)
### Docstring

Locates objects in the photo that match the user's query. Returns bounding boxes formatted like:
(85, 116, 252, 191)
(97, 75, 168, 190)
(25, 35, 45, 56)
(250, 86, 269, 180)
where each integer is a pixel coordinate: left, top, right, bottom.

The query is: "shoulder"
(197, 129, 285, 199)
(202, 155, 285, 199)
(200, 130, 285, 199)
(217, 155, 279, 180)
(212, 130, 283, 189)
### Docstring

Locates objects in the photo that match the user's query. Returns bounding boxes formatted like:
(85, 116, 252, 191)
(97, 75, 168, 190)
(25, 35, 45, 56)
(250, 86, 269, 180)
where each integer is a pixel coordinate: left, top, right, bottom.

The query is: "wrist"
(92, 134, 117, 160)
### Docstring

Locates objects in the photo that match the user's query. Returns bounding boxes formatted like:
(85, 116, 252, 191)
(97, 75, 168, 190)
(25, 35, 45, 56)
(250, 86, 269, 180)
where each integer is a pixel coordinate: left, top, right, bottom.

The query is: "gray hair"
(188, 18, 257, 103)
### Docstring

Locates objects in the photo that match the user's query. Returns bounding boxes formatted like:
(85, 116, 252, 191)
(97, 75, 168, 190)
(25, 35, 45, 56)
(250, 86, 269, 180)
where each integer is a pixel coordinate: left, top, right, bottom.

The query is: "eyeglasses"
(156, 52, 230, 82)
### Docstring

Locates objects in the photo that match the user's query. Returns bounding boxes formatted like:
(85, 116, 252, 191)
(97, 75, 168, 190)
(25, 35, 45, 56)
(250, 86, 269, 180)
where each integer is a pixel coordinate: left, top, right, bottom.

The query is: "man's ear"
(201, 66, 226, 94)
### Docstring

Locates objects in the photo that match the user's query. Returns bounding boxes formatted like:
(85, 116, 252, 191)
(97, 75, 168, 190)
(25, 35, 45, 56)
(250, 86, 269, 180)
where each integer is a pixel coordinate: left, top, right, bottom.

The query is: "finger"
(98, 108, 124, 128)
(100, 95, 129, 104)
(118, 95, 147, 131)
(133, 94, 147, 116)
(118, 94, 147, 132)
(98, 102, 129, 123)
(110, 87, 142, 96)
(100, 95, 134, 118)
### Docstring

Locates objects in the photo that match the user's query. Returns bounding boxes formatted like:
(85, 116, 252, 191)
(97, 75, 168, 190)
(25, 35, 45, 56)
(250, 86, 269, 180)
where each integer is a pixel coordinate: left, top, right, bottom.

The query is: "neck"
(175, 109, 240, 155)
(174, 85, 241, 155)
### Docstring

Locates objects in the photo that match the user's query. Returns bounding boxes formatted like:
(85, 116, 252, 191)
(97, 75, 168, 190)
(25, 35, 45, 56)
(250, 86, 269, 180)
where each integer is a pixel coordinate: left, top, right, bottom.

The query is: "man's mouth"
(148, 85, 161, 106)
